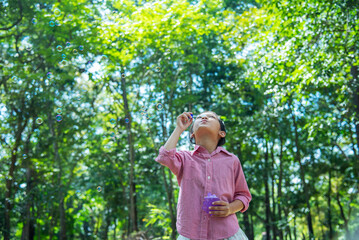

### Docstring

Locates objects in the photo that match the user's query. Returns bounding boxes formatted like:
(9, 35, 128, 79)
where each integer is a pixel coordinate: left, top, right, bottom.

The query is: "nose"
(201, 116, 208, 120)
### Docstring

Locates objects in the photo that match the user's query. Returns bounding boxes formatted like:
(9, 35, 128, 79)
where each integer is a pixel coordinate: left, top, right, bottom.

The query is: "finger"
(184, 112, 192, 120)
(209, 206, 224, 211)
(212, 201, 227, 206)
(209, 210, 225, 217)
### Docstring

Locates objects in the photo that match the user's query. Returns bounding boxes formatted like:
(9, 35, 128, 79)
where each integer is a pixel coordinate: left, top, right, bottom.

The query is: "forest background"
(0, 0, 358, 239)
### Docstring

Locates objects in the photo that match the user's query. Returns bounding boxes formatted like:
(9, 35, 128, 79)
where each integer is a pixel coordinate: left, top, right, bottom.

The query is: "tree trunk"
(264, 140, 271, 240)
(335, 191, 349, 236)
(4, 109, 29, 240)
(290, 104, 314, 238)
(270, 141, 277, 240)
(48, 109, 67, 240)
(159, 111, 177, 239)
(350, 65, 359, 160)
(277, 137, 284, 240)
(327, 168, 333, 239)
(21, 124, 36, 240)
(120, 74, 138, 233)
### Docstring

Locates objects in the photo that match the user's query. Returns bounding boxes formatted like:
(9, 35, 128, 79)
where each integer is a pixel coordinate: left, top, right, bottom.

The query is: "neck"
(196, 137, 218, 154)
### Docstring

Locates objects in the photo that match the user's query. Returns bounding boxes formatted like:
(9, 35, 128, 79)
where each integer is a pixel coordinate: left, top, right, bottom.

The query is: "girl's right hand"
(176, 112, 193, 132)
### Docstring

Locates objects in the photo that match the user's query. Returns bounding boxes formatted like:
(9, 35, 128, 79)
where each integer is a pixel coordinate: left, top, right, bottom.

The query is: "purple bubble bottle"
(202, 192, 220, 214)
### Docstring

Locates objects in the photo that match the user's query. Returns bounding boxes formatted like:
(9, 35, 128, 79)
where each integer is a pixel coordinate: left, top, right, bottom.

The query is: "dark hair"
(189, 111, 226, 147)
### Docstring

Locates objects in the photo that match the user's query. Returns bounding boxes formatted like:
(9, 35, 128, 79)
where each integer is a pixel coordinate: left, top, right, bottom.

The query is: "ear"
(219, 131, 226, 138)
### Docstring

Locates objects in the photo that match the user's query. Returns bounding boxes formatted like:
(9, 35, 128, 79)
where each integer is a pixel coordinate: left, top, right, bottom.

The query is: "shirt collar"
(191, 144, 232, 157)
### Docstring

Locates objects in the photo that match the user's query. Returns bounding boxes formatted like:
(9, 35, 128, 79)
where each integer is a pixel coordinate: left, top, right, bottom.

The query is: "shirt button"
(207, 176, 211, 180)
(208, 158, 211, 162)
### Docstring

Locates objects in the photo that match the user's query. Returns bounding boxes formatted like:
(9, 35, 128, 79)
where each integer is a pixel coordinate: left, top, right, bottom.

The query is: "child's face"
(191, 111, 226, 142)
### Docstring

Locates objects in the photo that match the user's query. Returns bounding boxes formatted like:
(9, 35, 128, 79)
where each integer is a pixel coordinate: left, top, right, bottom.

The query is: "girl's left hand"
(209, 201, 232, 217)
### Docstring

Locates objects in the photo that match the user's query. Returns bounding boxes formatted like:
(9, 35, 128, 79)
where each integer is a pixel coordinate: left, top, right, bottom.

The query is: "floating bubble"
(56, 108, 62, 114)
(121, 73, 125, 78)
(47, 72, 53, 79)
(97, 186, 102, 192)
(36, 117, 43, 124)
(181, 81, 187, 87)
(67, 14, 73, 21)
(32, 18, 37, 24)
(156, 103, 163, 110)
(101, 55, 108, 62)
(125, 118, 129, 123)
(110, 118, 116, 124)
(155, 67, 161, 72)
(56, 45, 63, 52)
(79, 45, 84, 51)
(66, 41, 71, 47)
(59, 60, 68, 68)
(55, 20, 60, 26)
(61, 53, 66, 59)
(23, 154, 27, 159)
(73, 49, 78, 55)
(49, 21, 55, 27)
(54, 8, 61, 17)
(26, 46, 32, 51)
(56, 115, 62, 122)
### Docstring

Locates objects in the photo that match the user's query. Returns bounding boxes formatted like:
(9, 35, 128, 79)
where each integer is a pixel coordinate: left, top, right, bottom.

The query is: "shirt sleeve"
(233, 157, 252, 213)
(155, 145, 185, 177)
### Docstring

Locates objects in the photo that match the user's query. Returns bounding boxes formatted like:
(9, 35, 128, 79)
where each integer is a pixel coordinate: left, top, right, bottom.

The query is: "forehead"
(199, 111, 218, 117)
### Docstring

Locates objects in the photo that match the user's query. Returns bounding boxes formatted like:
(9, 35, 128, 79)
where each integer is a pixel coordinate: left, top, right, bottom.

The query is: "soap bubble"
(61, 54, 66, 59)
(36, 117, 43, 124)
(32, 18, 37, 24)
(56, 115, 62, 122)
(26, 46, 32, 51)
(125, 118, 129, 123)
(156, 103, 163, 110)
(121, 73, 125, 78)
(59, 60, 68, 68)
(66, 41, 71, 47)
(181, 81, 187, 87)
(97, 186, 102, 192)
(23, 154, 27, 159)
(49, 21, 55, 27)
(55, 20, 60, 26)
(79, 45, 84, 51)
(54, 8, 61, 17)
(56, 108, 62, 114)
(67, 14, 73, 21)
(56, 45, 63, 52)
(110, 118, 115, 124)
(101, 55, 108, 62)
(73, 49, 78, 55)
(47, 72, 53, 79)
(155, 67, 161, 72)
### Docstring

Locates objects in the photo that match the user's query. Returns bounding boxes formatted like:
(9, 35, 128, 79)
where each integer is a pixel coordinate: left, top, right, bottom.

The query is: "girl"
(155, 111, 251, 240)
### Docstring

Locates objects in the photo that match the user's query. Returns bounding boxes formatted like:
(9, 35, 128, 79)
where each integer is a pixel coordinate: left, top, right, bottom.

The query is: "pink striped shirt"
(155, 145, 252, 240)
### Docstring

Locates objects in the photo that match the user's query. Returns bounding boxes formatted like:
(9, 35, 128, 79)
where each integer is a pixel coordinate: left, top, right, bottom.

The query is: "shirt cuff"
(233, 195, 250, 213)
(157, 146, 176, 158)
